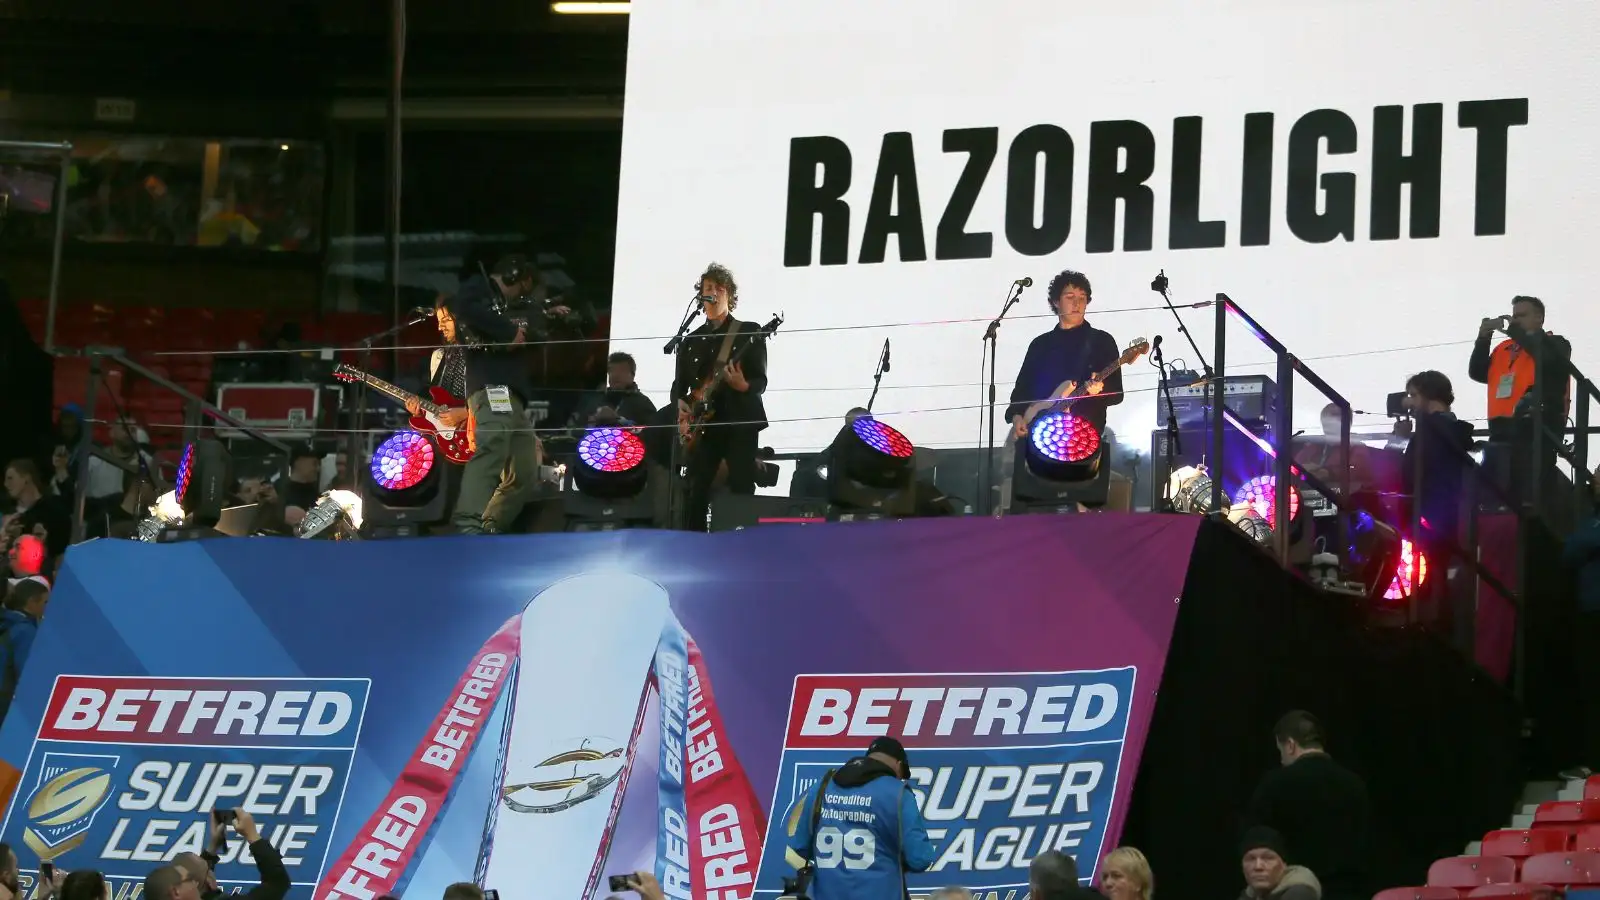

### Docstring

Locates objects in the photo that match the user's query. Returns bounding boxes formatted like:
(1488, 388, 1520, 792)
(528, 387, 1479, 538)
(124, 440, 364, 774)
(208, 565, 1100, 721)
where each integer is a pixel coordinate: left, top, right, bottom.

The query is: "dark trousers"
(679, 424, 759, 531)
(454, 390, 540, 534)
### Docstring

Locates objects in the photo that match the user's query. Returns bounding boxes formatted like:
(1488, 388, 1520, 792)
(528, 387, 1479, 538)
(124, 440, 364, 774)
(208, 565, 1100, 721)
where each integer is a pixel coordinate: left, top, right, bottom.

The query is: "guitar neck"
(351, 372, 442, 414)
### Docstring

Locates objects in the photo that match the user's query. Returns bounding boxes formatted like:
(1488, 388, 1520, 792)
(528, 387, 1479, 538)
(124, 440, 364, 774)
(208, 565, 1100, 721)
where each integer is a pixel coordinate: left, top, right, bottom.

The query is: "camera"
(778, 873, 812, 900)
(1386, 391, 1408, 419)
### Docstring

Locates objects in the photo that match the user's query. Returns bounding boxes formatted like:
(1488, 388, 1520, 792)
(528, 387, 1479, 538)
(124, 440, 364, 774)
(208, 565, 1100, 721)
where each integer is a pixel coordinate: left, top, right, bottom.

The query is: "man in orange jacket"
(1468, 295, 1571, 510)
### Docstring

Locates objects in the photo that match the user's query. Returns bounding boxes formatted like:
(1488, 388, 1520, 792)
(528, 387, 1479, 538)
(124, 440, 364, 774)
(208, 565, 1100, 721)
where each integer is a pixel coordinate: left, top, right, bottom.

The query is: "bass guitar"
(994, 337, 1151, 516)
(332, 363, 475, 464)
(678, 314, 784, 452)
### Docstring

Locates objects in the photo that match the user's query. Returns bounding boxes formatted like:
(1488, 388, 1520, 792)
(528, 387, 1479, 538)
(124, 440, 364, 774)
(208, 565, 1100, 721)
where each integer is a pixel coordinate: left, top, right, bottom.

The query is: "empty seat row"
(1484, 824, 1600, 857)
(1428, 851, 1600, 888)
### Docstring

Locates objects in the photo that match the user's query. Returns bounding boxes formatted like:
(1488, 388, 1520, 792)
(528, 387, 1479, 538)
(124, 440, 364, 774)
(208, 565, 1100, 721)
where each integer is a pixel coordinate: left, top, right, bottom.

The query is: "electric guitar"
(332, 363, 475, 464)
(678, 314, 785, 452)
(994, 337, 1151, 517)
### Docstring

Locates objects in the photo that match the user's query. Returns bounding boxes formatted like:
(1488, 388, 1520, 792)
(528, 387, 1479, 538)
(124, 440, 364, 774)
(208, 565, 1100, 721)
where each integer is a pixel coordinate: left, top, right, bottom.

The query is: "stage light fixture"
(1232, 475, 1301, 529)
(297, 490, 365, 540)
(177, 440, 233, 520)
(1003, 412, 1113, 513)
(827, 415, 917, 520)
(1228, 506, 1273, 543)
(361, 430, 450, 533)
(565, 426, 654, 530)
(1167, 465, 1219, 514)
(1383, 538, 1429, 601)
(134, 490, 187, 542)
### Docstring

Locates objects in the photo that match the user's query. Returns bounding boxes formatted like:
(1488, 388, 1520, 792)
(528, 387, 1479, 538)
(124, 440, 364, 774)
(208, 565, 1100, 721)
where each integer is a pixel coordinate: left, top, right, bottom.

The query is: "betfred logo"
(38, 676, 367, 749)
(783, 670, 1135, 749)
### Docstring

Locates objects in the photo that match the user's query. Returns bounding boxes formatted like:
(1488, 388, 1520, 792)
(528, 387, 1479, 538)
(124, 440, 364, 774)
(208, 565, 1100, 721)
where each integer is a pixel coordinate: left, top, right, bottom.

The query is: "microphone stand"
(981, 281, 1026, 516)
(663, 296, 702, 530)
(1150, 270, 1213, 385)
(1152, 338, 1181, 512)
(866, 341, 890, 413)
(349, 311, 432, 510)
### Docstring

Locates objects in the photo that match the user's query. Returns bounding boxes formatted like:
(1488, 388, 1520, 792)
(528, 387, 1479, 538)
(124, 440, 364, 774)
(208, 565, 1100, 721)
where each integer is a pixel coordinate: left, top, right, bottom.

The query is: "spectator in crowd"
(59, 870, 104, 900)
(84, 479, 161, 540)
(167, 809, 287, 900)
(442, 883, 484, 900)
(614, 873, 667, 900)
(1238, 827, 1320, 900)
(142, 864, 201, 900)
(929, 889, 975, 900)
(279, 447, 323, 527)
(1561, 468, 1600, 776)
(0, 576, 49, 721)
(0, 843, 19, 900)
(48, 443, 75, 502)
(1247, 712, 1368, 900)
(53, 406, 87, 475)
(4, 460, 71, 558)
(328, 451, 355, 492)
(1100, 846, 1154, 900)
(1030, 851, 1092, 900)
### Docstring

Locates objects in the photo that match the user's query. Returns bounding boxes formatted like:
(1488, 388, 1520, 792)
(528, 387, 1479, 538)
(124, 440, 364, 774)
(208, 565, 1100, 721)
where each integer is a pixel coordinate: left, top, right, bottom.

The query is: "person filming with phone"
(1468, 295, 1572, 511)
(166, 808, 289, 900)
(783, 737, 938, 900)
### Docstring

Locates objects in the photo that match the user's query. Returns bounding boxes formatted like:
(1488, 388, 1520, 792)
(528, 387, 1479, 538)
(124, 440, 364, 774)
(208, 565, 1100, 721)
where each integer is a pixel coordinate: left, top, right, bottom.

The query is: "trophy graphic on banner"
(22, 754, 120, 863)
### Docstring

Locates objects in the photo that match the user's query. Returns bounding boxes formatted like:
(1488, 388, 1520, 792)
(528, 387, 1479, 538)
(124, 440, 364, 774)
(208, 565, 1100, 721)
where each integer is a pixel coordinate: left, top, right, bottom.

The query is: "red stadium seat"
(1585, 776, 1600, 802)
(1519, 851, 1600, 887)
(1464, 884, 1556, 899)
(1375, 887, 1463, 900)
(1482, 829, 1570, 859)
(1533, 800, 1600, 825)
(1429, 856, 1518, 888)
(1576, 825, 1600, 853)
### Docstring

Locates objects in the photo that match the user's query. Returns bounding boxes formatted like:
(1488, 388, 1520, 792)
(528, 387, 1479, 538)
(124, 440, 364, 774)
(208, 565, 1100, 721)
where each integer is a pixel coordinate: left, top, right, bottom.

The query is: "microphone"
(1152, 335, 1163, 350)
(881, 338, 892, 372)
(411, 306, 437, 317)
(1150, 270, 1168, 294)
(1014, 277, 1033, 288)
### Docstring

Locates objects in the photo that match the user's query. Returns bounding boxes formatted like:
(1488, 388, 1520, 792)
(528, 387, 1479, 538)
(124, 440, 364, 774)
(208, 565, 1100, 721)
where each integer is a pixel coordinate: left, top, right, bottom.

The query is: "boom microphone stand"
(1151, 335, 1182, 511)
(866, 339, 890, 413)
(662, 294, 703, 530)
(1150, 270, 1213, 385)
(980, 278, 1029, 516)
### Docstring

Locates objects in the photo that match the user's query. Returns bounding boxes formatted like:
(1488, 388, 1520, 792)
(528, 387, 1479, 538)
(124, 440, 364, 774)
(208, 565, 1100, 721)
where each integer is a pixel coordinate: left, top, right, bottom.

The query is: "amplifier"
(1156, 375, 1280, 428)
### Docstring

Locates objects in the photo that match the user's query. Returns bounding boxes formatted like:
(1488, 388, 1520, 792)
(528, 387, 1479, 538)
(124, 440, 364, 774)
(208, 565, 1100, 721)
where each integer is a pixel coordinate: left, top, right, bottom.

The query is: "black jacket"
(568, 386, 657, 432)
(1007, 323, 1123, 433)
(670, 316, 769, 430)
(444, 275, 532, 401)
(201, 837, 292, 900)
(1248, 753, 1370, 900)
(1401, 410, 1475, 543)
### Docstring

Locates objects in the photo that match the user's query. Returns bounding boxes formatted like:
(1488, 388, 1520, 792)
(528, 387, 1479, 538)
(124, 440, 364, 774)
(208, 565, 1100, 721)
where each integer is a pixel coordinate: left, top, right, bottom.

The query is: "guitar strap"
(714, 319, 741, 369)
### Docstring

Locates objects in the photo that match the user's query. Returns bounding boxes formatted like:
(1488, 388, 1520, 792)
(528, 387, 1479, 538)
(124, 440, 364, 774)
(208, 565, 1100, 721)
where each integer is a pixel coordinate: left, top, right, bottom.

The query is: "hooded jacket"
(1239, 865, 1322, 900)
(786, 756, 938, 900)
(1400, 410, 1475, 542)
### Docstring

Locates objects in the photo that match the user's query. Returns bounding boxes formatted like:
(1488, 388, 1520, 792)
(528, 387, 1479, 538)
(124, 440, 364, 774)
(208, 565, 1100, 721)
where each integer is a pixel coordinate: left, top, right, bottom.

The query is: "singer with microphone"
(1007, 268, 1124, 441)
(668, 262, 770, 531)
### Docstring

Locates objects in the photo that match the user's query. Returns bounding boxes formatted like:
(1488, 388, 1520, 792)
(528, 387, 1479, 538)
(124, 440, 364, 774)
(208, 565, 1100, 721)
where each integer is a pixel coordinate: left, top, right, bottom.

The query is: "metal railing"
(68, 347, 291, 543)
(0, 139, 72, 352)
(1212, 293, 1530, 693)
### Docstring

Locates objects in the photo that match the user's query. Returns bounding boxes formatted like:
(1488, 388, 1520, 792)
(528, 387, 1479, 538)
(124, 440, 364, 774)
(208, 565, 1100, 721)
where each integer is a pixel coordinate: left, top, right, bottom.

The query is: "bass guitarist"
(1007, 268, 1123, 444)
(670, 262, 769, 531)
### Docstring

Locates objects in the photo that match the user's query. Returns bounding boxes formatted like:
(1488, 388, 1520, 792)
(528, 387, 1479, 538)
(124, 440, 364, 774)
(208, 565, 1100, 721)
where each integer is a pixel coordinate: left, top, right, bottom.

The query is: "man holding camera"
(164, 808, 290, 900)
(1468, 296, 1572, 512)
(785, 737, 938, 900)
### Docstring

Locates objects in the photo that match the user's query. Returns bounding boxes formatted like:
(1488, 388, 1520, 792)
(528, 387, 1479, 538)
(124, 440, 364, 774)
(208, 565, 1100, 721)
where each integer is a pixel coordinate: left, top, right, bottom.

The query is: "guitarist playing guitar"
(999, 269, 1127, 511)
(669, 262, 771, 531)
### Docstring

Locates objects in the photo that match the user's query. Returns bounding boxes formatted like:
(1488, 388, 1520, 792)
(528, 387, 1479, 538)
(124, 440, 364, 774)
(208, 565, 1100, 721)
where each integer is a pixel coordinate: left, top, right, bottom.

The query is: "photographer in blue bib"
(443, 253, 575, 534)
(786, 737, 938, 900)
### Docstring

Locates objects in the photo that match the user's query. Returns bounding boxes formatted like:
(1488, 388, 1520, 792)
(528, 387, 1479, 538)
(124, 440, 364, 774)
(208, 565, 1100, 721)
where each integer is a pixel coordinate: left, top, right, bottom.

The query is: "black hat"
(1240, 826, 1290, 862)
(866, 737, 909, 771)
